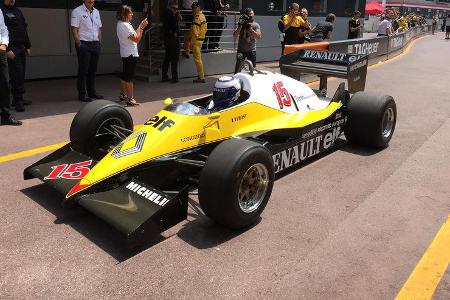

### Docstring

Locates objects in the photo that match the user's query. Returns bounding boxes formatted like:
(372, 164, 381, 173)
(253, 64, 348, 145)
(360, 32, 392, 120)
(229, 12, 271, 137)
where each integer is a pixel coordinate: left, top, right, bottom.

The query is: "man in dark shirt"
(233, 8, 261, 73)
(1, 0, 31, 112)
(0, 9, 21, 125)
(348, 11, 362, 39)
(310, 13, 335, 42)
(161, 0, 182, 83)
(203, 0, 229, 50)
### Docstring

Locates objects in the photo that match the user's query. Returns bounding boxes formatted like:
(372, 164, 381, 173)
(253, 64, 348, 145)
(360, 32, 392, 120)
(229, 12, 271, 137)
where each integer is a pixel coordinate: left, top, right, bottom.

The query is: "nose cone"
(76, 111, 212, 190)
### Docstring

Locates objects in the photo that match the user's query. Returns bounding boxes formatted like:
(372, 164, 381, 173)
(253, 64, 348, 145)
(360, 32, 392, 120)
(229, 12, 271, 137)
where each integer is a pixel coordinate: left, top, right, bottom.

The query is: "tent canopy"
(365, 2, 385, 15)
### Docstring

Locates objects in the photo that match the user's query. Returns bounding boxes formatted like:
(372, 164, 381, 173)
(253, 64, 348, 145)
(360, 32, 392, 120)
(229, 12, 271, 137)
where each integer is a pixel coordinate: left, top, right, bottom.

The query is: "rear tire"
(70, 100, 133, 159)
(199, 139, 274, 229)
(344, 92, 397, 148)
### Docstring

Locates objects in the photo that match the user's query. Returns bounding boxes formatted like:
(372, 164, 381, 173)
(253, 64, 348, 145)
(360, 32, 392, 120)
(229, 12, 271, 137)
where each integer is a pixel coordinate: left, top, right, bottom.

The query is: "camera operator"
(233, 8, 261, 74)
(282, 3, 304, 45)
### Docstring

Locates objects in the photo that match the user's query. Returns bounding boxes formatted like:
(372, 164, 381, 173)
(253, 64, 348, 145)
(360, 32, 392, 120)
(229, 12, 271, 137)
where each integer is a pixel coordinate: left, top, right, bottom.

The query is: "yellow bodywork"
(66, 101, 341, 198)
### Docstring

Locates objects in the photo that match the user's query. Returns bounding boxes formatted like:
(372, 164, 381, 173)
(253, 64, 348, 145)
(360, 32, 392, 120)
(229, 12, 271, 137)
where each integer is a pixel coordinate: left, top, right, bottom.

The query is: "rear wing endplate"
(279, 49, 369, 94)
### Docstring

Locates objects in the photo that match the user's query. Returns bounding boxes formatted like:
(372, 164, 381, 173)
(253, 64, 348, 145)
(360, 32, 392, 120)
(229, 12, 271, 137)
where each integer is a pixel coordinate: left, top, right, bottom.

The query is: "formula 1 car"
(24, 50, 397, 247)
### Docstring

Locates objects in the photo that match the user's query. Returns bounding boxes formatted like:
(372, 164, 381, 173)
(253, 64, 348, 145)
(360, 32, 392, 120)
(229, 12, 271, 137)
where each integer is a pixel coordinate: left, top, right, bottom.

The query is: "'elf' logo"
(145, 115, 175, 131)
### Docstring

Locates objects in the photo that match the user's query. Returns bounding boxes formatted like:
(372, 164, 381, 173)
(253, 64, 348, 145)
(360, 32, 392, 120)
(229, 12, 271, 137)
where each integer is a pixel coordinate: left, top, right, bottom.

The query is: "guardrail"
(284, 25, 432, 63)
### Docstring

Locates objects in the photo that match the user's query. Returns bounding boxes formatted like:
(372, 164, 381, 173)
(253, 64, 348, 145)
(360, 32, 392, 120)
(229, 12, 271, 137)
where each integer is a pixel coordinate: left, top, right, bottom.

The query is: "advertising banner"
(389, 32, 405, 52)
(329, 37, 389, 59)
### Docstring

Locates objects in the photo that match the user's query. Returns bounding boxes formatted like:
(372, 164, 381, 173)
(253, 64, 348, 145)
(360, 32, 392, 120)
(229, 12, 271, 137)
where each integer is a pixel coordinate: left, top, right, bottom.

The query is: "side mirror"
(163, 98, 173, 106)
(208, 112, 221, 120)
(204, 112, 221, 130)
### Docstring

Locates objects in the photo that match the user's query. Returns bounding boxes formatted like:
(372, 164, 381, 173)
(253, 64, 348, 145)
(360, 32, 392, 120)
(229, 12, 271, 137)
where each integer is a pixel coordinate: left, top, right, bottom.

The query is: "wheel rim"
(93, 117, 127, 153)
(238, 163, 269, 214)
(381, 107, 395, 139)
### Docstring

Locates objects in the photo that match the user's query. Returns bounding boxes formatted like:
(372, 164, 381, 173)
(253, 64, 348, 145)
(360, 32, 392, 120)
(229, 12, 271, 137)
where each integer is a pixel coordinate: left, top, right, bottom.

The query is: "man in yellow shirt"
(397, 15, 408, 33)
(282, 3, 304, 46)
(185, 2, 207, 83)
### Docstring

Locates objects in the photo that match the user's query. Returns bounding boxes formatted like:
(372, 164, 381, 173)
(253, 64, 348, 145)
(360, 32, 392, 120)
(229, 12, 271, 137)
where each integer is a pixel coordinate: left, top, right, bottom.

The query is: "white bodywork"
(233, 71, 332, 113)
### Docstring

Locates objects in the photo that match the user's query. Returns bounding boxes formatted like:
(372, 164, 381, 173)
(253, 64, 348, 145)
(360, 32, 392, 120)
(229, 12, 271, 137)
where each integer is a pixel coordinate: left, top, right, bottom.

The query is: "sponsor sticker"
(273, 81, 292, 109)
(349, 42, 379, 55)
(231, 114, 247, 123)
(273, 118, 346, 174)
(44, 160, 92, 180)
(349, 59, 368, 72)
(112, 131, 147, 159)
(302, 50, 346, 62)
(180, 133, 205, 143)
(145, 115, 176, 132)
(125, 181, 170, 207)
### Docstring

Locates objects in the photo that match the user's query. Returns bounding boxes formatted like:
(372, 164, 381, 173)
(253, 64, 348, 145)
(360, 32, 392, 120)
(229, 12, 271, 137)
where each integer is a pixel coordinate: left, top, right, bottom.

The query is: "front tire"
(344, 92, 397, 148)
(70, 100, 133, 159)
(199, 139, 274, 229)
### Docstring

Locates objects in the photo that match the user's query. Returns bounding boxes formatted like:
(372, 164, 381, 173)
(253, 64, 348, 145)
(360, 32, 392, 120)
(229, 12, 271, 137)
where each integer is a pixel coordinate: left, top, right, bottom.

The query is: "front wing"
(24, 144, 188, 248)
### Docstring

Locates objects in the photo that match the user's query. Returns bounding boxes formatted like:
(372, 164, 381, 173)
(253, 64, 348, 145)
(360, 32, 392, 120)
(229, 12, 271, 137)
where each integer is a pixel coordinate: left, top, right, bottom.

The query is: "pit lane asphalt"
(1, 33, 449, 299)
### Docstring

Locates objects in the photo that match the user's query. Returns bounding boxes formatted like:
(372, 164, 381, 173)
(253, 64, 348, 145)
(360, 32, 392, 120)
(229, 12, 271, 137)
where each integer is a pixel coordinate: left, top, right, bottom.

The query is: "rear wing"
(279, 49, 369, 94)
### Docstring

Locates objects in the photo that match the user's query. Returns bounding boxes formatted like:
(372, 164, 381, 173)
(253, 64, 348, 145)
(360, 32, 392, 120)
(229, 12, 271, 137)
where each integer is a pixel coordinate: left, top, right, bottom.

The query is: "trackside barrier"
(283, 25, 432, 65)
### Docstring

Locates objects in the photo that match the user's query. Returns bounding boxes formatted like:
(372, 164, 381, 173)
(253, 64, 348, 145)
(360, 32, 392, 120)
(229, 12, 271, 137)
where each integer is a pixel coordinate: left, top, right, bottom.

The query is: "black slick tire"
(199, 138, 275, 229)
(344, 92, 397, 148)
(70, 100, 133, 158)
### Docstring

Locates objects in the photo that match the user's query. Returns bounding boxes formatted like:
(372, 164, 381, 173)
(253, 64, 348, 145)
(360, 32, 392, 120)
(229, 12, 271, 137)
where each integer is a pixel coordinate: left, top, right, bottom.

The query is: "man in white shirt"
(71, 0, 103, 102)
(0, 9, 21, 125)
(377, 15, 392, 37)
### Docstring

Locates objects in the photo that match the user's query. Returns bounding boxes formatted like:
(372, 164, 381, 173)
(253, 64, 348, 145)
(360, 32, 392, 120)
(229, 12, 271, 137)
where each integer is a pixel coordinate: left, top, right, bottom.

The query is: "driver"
(207, 76, 242, 111)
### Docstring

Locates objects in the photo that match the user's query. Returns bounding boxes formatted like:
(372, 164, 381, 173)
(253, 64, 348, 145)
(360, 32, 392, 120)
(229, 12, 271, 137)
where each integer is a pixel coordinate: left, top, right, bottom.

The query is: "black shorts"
(446, 26, 450, 33)
(121, 55, 138, 82)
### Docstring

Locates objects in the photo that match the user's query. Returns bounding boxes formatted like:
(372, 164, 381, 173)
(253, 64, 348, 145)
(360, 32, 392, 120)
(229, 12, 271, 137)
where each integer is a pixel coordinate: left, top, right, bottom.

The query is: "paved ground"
(0, 33, 449, 299)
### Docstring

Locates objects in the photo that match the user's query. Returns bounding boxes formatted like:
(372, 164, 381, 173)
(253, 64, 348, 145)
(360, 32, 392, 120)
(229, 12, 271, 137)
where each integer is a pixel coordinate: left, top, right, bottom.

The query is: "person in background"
(396, 14, 408, 33)
(116, 5, 148, 106)
(185, 2, 207, 83)
(1, 0, 31, 112)
(0, 9, 21, 125)
(298, 8, 312, 44)
(233, 7, 261, 73)
(432, 14, 437, 35)
(282, 3, 304, 46)
(348, 11, 362, 39)
(310, 13, 335, 42)
(71, 0, 103, 102)
(182, 0, 195, 10)
(446, 14, 450, 39)
(161, 0, 181, 83)
(277, 12, 286, 55)
(377, 14, 392, 37)
(203, 0, 229, 51)
(182, 0, 195, 58)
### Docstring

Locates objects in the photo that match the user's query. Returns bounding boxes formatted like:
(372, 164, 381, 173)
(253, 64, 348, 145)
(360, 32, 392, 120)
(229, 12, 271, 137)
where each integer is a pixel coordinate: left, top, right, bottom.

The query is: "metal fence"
(180, 10, 241, 52)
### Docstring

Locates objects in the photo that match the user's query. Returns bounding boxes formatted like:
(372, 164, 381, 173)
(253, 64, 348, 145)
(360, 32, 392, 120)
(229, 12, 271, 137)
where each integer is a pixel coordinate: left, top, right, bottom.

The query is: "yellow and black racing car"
(24, 50, 397, 247)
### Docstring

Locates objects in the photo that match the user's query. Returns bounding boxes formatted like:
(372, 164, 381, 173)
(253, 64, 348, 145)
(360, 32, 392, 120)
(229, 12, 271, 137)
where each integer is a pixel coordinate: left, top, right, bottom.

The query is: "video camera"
(239, 8, 253, 28)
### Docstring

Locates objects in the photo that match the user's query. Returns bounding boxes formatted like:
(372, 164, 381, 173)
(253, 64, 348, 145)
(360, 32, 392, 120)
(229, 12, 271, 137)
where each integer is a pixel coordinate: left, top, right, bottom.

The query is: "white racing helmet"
(212, 76, 242, 110)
